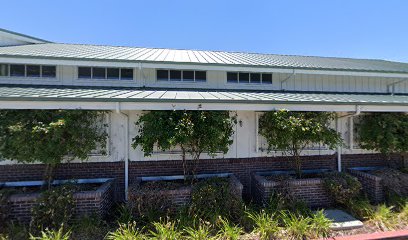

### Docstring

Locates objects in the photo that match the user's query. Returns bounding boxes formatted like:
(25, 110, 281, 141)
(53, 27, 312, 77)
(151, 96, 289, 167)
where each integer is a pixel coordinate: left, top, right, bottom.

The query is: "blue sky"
(1, 0, 408, 62)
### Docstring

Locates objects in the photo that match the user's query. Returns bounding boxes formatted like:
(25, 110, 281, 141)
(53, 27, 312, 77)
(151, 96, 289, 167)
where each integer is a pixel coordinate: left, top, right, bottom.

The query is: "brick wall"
(252, 173, 333, 208)
(5, 180, 114, 223)
(129, 175, 243, 210)
(348, 169, 384, 203)
(0, 153, 400, 201)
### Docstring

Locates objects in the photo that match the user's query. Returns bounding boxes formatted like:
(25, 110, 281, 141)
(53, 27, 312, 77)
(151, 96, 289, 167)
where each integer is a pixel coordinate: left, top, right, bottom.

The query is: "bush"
(106, 222, 145, 240)
(323, 172, 362, 205)
(149, 220, 182, 240)
(189, 177, 243, 223)
(246, 210, 280, 240)
(29, 226, 71, 240)
(128, 184, 172, 223)
(0, 189, 14, 228)
(347, 197, 374, 220)
(30, 185, 75, 231)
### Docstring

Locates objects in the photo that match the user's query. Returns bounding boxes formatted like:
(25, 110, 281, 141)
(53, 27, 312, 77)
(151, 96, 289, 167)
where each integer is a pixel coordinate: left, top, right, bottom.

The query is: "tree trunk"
(294, 152, 302, 179)
(42, 163, 57, 190)
(181, 146, 188, 183)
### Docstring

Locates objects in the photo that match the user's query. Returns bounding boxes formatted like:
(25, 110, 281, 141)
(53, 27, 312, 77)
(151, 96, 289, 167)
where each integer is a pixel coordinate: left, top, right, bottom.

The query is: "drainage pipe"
(116, 102, 130, 201)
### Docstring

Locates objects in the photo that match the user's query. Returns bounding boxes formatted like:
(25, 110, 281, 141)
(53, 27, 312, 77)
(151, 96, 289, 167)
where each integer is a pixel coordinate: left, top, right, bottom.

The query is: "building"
(0, 28, 407, 200)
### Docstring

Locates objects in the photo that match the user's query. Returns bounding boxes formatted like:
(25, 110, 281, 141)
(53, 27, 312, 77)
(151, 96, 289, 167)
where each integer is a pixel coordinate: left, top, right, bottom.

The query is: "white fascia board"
(1, 57, 408, 79)
(1, 100, 408, 112)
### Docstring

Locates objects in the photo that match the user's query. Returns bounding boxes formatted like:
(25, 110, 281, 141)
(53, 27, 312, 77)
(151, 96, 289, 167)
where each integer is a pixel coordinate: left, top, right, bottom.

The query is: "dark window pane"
(93, 67, 106, 79)
(227, 72, 238, 83)
(120, 68, 133, 80)
(239, 72, 250, 83)
(183, 71, 194, 81)
(0, 64, 8, 76)
(27, 65, 41, 77)
(250, 73, 261, 83)
(10, 64, 25, 77)
(41, 66, 56, 78)
(157, 70, 168, 81)
(262, 73, 272, 84)
(195, 71, 206, 82)
(107, 68, 120, 79)
(170, 70, 181, 81)
(78, 67, 92, 78)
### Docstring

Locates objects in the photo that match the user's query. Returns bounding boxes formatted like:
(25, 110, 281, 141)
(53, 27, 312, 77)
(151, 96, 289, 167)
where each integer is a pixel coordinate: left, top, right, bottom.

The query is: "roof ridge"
(0, 28, 50, 43)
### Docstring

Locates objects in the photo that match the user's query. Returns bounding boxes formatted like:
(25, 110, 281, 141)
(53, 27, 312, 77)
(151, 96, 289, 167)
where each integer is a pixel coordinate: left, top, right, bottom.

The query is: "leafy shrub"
(115, 204, 134, 224)
(0, 189, 14, 227)
(267, 190, 310, 216)
(184, 221, 214, 240)
(190, 177, 243, 223)
(216, 217, 243, 240)
(29, 226, 71, 240)
(323, 172, 362, 205)
(71, 214, 108, 240)
(347, 197, 374, 220)
(370, 204, 396, 231)
(310, 210, 332, 238)
(280, 211, 311, 240)
(128, 185, 172, 223)
(246, 210, 280, 240)
(149, 220, 182, 240)
(30, 185, 75, 231)
(106, 222, 145, 240)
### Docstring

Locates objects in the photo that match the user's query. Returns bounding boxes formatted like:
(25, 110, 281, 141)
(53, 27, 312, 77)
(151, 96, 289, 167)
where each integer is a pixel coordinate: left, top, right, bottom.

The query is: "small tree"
(258, 110, 342, 178)
(0, 110, 108, 188)
(356, 112, 408, 165)
(132, 110, 236, 181)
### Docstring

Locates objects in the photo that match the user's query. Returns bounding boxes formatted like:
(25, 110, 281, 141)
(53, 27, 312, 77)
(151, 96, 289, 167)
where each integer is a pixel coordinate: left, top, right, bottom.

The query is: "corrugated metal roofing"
(1, 43, 408, 73)
(0, 85, 408, 105)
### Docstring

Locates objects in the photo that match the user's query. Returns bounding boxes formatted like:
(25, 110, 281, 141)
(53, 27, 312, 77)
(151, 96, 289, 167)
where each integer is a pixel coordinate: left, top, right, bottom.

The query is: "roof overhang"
(0, 85, 408, 112)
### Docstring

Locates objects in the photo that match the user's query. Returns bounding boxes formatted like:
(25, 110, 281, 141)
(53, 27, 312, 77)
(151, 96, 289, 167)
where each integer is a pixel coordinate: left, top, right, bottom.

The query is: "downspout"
(387, 78, 408, 95)
(280, 69, 296, 90)
(336, 105, 361, 172)
(116, 102, 129, 201)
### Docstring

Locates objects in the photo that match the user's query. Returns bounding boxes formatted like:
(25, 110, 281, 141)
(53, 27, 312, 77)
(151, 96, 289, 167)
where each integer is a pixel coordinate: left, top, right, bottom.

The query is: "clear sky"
(1, 0, 408, 62)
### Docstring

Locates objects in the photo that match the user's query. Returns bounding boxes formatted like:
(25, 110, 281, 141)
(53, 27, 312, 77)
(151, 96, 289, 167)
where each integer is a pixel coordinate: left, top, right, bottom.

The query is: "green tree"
(258, 110, 342, 178)
(356, 112, 408, 164)
(132, 110, 236, 181)
(0, 110, 108, 188)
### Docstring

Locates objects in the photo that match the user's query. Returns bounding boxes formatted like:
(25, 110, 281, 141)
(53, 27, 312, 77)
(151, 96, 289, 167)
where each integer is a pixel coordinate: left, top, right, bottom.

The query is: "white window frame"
(255, 112, 333, 156)
(89, 113, 111, 156)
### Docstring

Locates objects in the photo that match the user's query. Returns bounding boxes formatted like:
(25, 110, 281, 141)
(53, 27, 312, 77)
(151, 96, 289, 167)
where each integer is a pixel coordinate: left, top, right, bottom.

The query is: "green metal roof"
(1, 43, 408, 73)
(0, 28, 50, 43)
(0, 85, 408, 106)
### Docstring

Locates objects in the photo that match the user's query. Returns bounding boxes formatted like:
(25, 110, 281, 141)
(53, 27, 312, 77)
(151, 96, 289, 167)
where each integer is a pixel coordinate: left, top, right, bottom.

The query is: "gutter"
(116, 102, 130, 201)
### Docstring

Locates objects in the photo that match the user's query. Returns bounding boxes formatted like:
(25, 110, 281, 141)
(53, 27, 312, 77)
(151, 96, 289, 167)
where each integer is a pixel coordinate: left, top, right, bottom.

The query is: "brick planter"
(252, 171, 333, 208)
(129, 173, 243, 210)
(1, 178, 114, 223)
(347, 167, 384, 203)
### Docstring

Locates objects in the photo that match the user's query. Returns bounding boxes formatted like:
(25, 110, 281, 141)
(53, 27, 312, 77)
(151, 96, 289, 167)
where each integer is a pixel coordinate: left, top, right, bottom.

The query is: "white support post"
(336, 115, 342, 172)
